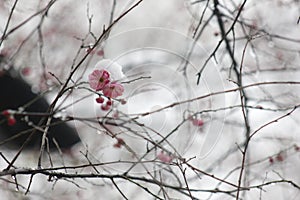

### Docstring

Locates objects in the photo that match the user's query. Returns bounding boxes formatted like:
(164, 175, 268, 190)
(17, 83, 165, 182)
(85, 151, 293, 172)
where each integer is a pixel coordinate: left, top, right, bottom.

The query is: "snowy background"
(0, 0, 300, 199)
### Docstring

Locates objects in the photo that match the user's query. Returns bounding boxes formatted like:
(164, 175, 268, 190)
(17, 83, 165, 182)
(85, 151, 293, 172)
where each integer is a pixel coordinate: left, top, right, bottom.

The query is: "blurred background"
(0, 0, 300, 199)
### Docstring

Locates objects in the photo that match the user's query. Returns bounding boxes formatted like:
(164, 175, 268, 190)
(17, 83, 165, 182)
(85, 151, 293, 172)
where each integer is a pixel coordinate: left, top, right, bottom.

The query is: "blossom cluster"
(88, 60, 125, 111)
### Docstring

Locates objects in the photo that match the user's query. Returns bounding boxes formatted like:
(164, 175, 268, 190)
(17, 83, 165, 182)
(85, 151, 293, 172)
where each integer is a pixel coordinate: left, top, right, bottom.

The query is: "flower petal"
(103, 82, 124, 98)
(88, 69, 111, 91)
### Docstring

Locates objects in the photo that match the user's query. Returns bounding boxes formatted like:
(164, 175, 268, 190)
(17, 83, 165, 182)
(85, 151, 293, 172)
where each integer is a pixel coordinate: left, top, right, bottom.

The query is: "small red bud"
(106, 100, 113, 106)
(269, 157, 274, 164)
(2, 110, 10, 117)
(7, 116, 16, 126)
(96, 97, 104, 104)
(113, 138, 125, 148)
(256, 105, 263, 109)
(97, 50, 104, 57)
(86, 47, 95, 54)
(120, 99, 127, 105)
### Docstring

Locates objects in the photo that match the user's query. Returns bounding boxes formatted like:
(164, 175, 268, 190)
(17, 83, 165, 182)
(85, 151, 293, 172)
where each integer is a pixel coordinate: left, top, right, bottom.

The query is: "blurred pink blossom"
(88, 69, 110, 91)
(157, 151, 173, 163)
(192, 119, 204, 127)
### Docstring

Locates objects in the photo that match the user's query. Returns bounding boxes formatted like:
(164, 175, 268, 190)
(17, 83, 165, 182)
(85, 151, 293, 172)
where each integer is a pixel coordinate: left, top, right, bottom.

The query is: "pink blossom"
(88, 69, 110, 91)
(157, 151, 173, 163)
(103, 82, 124, 98)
